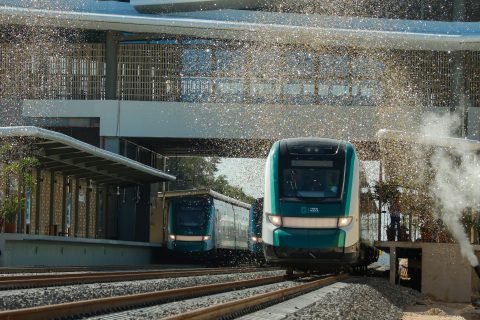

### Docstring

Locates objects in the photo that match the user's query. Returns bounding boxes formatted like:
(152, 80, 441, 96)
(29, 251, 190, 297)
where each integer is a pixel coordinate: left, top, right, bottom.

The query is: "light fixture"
(338, 217, 353, 228)
(251, 236, 263, 243)
(267, 215, 282, 227)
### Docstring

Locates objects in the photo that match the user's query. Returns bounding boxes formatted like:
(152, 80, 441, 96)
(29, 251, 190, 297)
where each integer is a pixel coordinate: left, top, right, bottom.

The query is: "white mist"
(420, 113, 480, 267)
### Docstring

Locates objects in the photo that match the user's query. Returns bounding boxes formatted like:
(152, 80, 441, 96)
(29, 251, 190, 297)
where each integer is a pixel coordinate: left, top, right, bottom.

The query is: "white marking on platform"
(237, 281, 349, 320)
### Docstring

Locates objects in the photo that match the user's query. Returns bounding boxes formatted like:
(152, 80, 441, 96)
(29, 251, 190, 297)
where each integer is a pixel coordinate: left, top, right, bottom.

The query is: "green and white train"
(262, 138, 377, 271)
(161, 189, 251, 260)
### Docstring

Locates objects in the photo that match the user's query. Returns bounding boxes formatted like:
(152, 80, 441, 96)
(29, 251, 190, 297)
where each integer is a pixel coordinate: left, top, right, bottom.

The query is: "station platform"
(375, 241, 480, 303)
(0, 233, 163, 267)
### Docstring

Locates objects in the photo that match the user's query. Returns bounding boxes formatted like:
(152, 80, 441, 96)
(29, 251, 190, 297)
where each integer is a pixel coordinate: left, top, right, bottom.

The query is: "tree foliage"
(372, 180, 399, 206)
(166, 157, 255, 204)
(0, 143, 40, 224)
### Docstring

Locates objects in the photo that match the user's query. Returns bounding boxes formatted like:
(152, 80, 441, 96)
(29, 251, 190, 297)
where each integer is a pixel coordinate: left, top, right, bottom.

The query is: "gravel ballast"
(0, 270, 284, 311)
(87, 280, 300, 319)
(0, 273, 423, 320)
(85, 276, 421, 320)
(283, 277, 421, 320)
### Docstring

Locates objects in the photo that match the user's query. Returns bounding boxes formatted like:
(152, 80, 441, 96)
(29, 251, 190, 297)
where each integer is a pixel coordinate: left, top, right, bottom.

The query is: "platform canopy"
(0, 126, 176, 186)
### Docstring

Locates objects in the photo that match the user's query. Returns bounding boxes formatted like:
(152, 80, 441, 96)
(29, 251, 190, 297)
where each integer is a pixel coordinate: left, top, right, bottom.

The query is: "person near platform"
(389, 195, 401, 241)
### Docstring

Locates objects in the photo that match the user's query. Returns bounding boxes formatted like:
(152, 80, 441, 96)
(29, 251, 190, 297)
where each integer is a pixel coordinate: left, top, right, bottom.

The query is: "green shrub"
(0, 197, 22, 224)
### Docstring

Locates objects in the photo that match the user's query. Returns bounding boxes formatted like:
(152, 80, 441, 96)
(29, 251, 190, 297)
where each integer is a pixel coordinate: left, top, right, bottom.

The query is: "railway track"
(0, 265, 171, 274)
(0, 266, 276, 290)
(0, 273, 290, 320)
(163, 274, 348, 320)
(0, 272, 348, 320)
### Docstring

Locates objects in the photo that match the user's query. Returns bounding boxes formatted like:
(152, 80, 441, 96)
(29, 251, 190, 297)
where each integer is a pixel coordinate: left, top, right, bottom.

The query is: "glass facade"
(0, 23, 478, 109)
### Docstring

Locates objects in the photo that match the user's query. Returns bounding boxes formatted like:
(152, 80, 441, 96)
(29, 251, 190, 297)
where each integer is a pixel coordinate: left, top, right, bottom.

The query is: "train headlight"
(202, 235, 211, 241)
(168, 234, 176, 240)
(337, 217, 353, 228)
(251, 236, 263, 243)
(268, 215, 282, 227)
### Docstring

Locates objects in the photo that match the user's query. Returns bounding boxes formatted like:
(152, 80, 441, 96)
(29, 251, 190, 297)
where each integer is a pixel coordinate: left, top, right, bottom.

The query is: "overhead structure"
(0, 126, 176, 186)
(131, 0, 266, 13)
(1, 4, 480, 50)
(376, 129, 480, 188)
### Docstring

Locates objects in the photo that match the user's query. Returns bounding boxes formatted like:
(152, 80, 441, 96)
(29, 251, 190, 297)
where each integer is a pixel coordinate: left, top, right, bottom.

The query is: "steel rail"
(0, 267, 275, 290)
(0, 265, 163, 274)
(0, 275, 288, 320)
(0, 266, 264, 280)
(163, 274, 349, 320)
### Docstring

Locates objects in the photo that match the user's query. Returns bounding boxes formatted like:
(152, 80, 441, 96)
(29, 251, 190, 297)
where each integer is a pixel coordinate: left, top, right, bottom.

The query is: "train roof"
(277, 137, 355, 156)
(158, 189, 251, 209)
(279, 137, 353, 147)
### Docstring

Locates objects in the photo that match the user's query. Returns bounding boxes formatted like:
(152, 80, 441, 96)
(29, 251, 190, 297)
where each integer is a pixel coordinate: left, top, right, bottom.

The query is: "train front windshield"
(281, 159, 344, 200)
(172, 197, 210, 232)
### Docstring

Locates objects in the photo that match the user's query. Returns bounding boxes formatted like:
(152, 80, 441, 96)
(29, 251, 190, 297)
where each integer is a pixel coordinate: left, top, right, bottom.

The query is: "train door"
(215, 200, 236, 249)
(213, 199, 222, 248)
(232, 206, 248, 250)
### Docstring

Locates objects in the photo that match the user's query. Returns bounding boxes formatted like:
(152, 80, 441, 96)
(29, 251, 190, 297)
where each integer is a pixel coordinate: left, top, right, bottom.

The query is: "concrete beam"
(22, 100, 442, 142)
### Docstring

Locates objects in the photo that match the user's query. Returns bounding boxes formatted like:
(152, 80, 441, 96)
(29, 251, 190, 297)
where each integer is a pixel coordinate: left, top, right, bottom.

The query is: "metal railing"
(0, 41, 478, 108)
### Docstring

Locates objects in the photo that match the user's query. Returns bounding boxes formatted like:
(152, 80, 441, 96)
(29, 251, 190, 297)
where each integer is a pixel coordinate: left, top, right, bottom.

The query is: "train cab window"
(172, 197, 210, 230)
(176, 209, 206, 227)
(281, 159, 343, 200)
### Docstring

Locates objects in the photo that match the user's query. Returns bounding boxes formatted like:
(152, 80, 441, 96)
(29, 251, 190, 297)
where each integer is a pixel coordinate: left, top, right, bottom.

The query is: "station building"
(1, 0, 480, 270)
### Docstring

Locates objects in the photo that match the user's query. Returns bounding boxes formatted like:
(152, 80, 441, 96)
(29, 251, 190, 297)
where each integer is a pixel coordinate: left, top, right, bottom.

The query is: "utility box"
(377, 241, 477, 303)
(421, 243, 471, 302)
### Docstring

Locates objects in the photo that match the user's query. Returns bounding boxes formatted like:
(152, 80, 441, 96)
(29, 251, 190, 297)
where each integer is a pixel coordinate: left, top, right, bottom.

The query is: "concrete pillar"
(105, 31, 119, 100)
(101, 136, 137, 241)
(377, 162, 383, 241)
(96, 186, 107, 239)
(452, 0, 468, 137)
(61, 175, 67, 235)
(389, 245, 397, 285)
(135, 185, 150, 242)
(451, 51, 467, 137)
(105, 185, 117, 239)
(102, 136, 121, 153)
(49, 171, 55, 235)
(74, 177, 80, 237)
(453, 0, 466, 21)
(34, 168, 41, 234)
(85, 184, 91, 238)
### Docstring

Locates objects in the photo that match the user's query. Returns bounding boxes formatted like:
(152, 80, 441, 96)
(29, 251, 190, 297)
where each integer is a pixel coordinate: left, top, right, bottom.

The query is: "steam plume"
(419, 113, 480, 267)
